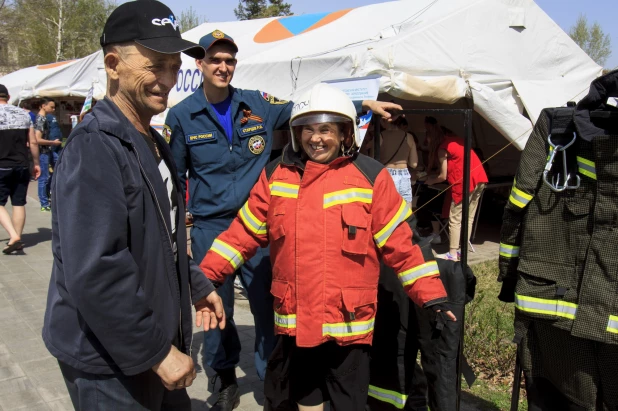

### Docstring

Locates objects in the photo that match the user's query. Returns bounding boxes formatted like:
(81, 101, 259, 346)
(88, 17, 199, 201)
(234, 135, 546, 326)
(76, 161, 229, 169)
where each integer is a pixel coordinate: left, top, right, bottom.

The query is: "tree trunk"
(55, 0, 64, 61)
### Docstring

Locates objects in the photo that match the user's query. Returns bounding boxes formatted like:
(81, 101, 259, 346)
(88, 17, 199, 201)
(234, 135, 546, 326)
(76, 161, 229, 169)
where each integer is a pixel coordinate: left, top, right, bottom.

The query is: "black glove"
(429, 302, 452, 330)
(430, 302, 450, 313)
(498, 278, 517, 303)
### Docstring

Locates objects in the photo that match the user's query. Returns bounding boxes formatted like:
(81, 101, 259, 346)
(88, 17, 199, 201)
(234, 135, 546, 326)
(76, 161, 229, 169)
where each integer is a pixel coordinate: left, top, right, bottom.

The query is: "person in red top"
(425, 116, 488, 261)
(199, 84, 455, 410)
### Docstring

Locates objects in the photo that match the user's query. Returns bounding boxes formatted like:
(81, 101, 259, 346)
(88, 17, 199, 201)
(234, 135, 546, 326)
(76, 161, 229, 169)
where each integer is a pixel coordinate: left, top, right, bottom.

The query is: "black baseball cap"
(0, 84, 8, 99)
(100, 0, 205, 59)
(199, 30, 239, 53)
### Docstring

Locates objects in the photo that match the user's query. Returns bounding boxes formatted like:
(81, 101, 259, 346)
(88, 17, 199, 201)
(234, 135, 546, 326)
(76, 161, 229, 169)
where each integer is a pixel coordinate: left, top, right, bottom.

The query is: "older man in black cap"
(42, 1, 225, 409)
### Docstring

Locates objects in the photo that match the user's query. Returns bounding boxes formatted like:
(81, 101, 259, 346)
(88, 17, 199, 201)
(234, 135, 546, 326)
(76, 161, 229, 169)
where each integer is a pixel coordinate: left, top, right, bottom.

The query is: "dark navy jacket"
(43, 98, 215, 375)
(166, 85, 363, 229)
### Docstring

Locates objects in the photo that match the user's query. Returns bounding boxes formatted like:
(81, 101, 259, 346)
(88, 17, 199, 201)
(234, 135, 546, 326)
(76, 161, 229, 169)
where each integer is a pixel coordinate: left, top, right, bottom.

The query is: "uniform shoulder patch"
(260, 91, 288, 105)
(162, 125, 172, 143)
(351, 154, 384, 186)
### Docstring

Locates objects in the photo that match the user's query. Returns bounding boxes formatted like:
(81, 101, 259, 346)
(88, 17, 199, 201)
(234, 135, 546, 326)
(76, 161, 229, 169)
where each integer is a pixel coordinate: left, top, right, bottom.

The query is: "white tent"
(0, 51, 106, 104)
(171, 0, 601, 174)
(1, 0, 602, 174)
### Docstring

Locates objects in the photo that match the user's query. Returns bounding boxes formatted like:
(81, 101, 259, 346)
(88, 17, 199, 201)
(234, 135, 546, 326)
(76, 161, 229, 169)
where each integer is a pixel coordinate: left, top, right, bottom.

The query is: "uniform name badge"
(249, 136, 266, 155)
(186, 131, 216, 145)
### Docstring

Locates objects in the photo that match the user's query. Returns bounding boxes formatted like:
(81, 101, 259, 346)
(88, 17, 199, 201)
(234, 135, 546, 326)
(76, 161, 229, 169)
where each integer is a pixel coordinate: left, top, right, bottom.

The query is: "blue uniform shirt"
(211, 94, 233, 145)
(165, 85, 363, 228)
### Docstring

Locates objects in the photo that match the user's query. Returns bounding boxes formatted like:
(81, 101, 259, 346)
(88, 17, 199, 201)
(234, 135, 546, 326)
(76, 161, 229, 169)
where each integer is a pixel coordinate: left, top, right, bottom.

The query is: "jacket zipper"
(132, 143, 185, 352)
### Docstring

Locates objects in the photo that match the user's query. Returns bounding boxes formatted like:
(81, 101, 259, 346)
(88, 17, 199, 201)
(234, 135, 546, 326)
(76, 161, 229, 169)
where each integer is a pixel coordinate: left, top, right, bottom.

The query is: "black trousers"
(368, 254, 472, 411)
(59, 361, 191, 411)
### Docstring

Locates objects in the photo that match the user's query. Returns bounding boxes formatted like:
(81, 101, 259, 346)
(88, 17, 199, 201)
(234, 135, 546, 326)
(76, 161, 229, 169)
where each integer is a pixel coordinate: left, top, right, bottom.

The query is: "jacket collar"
(188, 84, 242, 114)
(93, 97, 150, 144)
(574, 69, 618, 141)
(92, 98, 174, 237)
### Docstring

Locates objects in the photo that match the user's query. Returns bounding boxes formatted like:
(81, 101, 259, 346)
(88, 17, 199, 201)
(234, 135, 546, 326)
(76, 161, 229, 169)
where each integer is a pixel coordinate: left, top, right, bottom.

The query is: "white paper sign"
(323, 75, 381, 147)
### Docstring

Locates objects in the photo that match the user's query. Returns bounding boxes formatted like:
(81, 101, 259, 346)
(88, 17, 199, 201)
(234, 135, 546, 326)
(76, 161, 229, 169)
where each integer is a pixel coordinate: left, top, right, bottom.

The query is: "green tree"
(179, 6, 206, 33)
(2, 0, 114, 67)
(569, 14, 612, 67)
(234, 0, 292, 20)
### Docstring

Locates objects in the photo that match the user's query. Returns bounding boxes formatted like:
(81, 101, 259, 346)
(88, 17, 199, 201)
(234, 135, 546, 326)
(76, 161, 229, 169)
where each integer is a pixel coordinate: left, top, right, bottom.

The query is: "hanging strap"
(549, 107, 576, 144)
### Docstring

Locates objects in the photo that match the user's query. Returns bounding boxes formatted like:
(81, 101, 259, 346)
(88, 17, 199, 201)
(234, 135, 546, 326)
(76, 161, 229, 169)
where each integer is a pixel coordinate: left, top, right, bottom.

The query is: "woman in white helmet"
(199, 83, 454, 410)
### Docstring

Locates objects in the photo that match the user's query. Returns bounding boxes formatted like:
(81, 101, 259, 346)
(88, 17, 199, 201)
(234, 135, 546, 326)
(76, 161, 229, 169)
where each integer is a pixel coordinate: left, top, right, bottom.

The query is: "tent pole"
(373, 114, 381, 161)
(456, 108, 472, 411)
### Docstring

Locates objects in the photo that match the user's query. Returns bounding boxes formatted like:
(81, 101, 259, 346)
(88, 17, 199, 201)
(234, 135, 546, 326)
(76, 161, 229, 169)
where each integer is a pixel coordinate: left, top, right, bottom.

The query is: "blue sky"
(147, 0, 618, 69)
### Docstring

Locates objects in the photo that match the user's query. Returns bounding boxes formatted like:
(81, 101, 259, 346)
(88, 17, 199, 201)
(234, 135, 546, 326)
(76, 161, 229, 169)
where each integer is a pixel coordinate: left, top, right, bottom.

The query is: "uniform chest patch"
(249, 136, 266, 155)
(186, 131, 216, 145)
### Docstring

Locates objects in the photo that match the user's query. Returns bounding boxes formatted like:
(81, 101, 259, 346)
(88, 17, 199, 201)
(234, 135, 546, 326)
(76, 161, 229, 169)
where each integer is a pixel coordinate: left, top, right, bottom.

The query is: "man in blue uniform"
(166, 29, 401, 410)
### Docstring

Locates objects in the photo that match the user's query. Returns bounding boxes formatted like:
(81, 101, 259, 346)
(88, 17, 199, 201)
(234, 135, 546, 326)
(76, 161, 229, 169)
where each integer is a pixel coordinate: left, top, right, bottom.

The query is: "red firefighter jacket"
(199, 146, 448, 347)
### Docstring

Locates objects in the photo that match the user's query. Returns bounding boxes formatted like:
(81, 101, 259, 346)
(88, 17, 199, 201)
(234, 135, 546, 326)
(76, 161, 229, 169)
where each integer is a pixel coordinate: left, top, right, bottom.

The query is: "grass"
(461, 259, 526, 411)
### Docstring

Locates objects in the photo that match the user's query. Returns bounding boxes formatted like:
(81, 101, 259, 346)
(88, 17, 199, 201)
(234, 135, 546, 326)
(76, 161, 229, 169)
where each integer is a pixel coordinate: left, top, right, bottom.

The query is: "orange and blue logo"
(254, 9, 354, 43)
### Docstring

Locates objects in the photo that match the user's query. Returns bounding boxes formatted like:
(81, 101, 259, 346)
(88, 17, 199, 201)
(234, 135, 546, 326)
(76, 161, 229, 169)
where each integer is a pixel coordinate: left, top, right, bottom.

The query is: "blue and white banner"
(323, 75, 381, 147)
(80, 86, 94, 116)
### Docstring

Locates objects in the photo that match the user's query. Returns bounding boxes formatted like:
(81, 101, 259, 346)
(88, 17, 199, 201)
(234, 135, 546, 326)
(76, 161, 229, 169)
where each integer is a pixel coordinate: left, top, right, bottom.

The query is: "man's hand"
(52, 140, 62, 146)
(361, 100, 403, 121)
(151, 345, 196, 390)
(32, 165, 41, 180)
(195, 290, 226, 331)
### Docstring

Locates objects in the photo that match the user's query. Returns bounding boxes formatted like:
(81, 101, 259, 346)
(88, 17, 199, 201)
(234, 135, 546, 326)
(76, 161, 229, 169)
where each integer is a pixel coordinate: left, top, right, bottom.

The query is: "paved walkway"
(0, 182, 500, 410)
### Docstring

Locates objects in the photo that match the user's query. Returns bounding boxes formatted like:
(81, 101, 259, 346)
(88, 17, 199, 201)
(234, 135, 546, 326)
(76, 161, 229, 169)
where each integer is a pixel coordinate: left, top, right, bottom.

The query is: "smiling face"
(197, 43, 237, 92)
(110, 43, 182, 118)
(299, 122, 345, 164)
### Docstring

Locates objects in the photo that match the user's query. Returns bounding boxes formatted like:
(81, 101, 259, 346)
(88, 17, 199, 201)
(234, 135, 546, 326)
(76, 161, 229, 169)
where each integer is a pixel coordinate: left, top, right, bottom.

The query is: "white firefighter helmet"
(289, 83, 359, 153)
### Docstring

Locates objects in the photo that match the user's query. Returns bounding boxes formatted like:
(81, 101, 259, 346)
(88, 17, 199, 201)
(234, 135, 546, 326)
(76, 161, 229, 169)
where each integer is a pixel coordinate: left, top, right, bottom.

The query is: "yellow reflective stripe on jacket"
(239, 201, 267, 235)
(608, 315, 618, 335)
(210, 239, 244, 270)
(509, 185, 533, 209)
(322, 318, 375, 337)
(374, 200, 412, 248)
(499, 243, 520, 258)
(397, 261, 439, 287)
(546, 146, 553, 161)
(515, 294, 577, 320)
(269, 182, 299, 198)
(323, 188, 373, 208)
(274, 312, 296, 329)
(576, 156, 597, 180)
(368, 385, 408, 409)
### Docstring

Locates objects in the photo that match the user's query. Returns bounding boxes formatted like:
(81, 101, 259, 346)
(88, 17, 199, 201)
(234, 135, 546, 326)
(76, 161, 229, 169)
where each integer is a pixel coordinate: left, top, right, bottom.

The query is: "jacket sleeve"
(188, 257, 216, 304)
(372, 169, 448, 308)
(166, 109, 188, 197)
(498, 110, 550, 301)
(54, 132, 170, 375)
(199, 169, 271, 282)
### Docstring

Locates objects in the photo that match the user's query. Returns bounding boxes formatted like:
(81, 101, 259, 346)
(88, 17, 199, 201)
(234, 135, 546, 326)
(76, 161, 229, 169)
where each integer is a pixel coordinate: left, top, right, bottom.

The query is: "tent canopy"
(174, 0, 600, 151)
(0, 52, 106, 105)
(1, 0, 601, 164)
